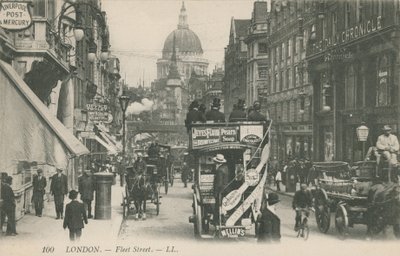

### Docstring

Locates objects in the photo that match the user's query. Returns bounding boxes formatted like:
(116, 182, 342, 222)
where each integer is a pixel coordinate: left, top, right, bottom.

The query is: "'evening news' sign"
(0, 2, 32, 31)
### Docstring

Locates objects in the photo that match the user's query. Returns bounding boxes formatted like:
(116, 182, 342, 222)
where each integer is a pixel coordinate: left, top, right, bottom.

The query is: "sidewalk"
(0, 178, 124, 243)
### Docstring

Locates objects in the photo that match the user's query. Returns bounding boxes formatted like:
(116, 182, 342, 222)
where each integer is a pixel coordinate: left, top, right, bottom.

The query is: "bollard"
(94, 172, 114, 219)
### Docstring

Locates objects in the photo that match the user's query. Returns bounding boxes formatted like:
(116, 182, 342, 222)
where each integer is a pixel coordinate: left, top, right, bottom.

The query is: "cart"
(312, 161, 400, 238)
(121, 164, 161, 219)
(188, 121, 271, 239)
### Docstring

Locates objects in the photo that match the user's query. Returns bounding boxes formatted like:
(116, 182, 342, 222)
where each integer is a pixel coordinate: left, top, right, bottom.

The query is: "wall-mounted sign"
(0, 2, 32, 31)
(312, 16, 382, 54)
(86, 102, 113, 123)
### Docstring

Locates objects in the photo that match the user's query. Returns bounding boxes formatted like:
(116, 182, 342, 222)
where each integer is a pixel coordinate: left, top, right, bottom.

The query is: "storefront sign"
(192, 127, 221, 147)
(0, 2, 32, 31)
(220, 127, 237, 142)
(86, 102, 113, 123)
(312, 16, 382, 54)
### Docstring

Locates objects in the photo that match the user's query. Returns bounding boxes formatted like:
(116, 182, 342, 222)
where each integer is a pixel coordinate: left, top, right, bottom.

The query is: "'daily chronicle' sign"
(0, 2, 32, 31)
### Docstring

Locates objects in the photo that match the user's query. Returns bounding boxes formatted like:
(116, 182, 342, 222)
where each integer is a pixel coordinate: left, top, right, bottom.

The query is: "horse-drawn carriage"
(122, 162, 161, 219)
(188, 121, 271, 239)
(311, 161, 400, 238)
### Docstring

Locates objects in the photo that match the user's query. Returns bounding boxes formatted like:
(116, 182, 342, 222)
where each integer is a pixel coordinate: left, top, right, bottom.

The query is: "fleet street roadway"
(118, 178, 399, 255)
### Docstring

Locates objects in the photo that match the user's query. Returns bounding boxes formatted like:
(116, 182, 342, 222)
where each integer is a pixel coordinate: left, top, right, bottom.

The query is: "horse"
(366, 182, 400, 238)
(130, 174, 151, 220)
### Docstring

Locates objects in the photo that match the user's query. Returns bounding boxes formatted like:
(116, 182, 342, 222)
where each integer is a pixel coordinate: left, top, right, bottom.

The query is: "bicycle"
(296, 207, 314, 240)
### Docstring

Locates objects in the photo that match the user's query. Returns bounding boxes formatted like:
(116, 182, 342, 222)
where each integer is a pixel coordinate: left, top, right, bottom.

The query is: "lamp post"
(356, 122, 369, 160)
(119, 95, 130, 186)
(56, 1, 110, 63)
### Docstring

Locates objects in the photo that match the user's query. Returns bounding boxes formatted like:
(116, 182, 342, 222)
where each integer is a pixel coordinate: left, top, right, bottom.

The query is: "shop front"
(0, 60, 89, 219)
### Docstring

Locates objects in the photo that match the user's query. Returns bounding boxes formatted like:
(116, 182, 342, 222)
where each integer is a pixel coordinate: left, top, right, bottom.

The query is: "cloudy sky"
(102, 0, 258, 87)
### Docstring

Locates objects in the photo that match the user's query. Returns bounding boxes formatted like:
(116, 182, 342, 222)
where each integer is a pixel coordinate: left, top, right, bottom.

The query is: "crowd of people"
(185, 98, 268, 132)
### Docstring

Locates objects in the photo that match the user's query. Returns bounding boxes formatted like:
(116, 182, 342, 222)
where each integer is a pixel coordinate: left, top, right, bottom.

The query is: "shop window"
(258, 43, 268, 55)
(345, 64, 356, 109)
(332, 12, 337, 37)
(376, 55, 391, 106)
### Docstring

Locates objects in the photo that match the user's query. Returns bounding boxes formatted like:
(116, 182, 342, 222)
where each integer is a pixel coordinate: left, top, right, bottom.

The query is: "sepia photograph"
(0, 0, 400, 255)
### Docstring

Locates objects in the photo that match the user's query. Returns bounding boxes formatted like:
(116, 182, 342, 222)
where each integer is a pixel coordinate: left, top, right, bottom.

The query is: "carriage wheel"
(335, 204, 349, 238)
(193, 195, 202, 239)
(156, 191, 160, 216)
(314, 189, 331, 233)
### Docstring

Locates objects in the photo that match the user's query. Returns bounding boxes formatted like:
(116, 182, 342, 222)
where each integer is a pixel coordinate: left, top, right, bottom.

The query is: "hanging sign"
(0, 2, 32, 31)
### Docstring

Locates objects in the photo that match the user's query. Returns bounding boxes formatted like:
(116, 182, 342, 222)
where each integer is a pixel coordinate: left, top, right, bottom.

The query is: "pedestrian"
(50, 169, 68, 219)
(213, 154, 229, 224)
(206, 98, 225, 123)
(32, 169, 47, 217)
(257, 192, 281, 242)
(275, 169, 282, 192)
(78, 170, 95, 219)
(181, 162, 190, 188)
(63, 190, 88, 242)
(1, 176, 17, 236)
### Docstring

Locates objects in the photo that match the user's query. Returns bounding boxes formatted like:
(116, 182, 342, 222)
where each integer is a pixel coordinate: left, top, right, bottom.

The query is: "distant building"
(205, 67, 225, 112)
(156, 2, 208, 81)
(224, 18, 250, 116)
(245, 1, 269, 106)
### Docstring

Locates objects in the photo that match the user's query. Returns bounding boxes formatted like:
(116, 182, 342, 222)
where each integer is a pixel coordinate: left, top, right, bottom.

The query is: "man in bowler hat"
(50, 169, 68, 219)
(206, 98, 225, 123)
(257, 192, 281, 242)
(78, 170, 95, 218)
(63, 190, 88, 242)
(1, 176, 17, 236)
(32, 169, 47, 217)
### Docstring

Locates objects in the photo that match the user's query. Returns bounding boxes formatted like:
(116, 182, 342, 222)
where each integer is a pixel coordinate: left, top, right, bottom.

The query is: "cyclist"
(292, 183, 313, 231)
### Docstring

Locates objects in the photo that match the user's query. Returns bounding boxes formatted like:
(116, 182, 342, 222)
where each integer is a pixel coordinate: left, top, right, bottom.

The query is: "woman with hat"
(376, 125, 399, 178)
(213, 154, 229, 224)
(63, 190, 88, 241)
(206, 98, 225, 123)
(257, 192, 281, 242)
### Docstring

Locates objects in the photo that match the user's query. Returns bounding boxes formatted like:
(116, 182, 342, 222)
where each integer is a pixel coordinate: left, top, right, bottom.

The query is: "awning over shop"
(94, 135, 118, 155)
(95, 123, 122, 153)
(0, 60, 89, 171)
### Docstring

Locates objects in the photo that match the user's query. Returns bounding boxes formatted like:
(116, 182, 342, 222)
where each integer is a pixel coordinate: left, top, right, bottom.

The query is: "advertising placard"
(0, 2, 32, 31)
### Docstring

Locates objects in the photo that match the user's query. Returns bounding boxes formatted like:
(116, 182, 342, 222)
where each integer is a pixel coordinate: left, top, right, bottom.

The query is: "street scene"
(1, 0, 400, 256)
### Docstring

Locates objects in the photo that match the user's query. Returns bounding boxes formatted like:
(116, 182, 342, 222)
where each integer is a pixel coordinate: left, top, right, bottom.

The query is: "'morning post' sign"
(0, 2, 32, 31)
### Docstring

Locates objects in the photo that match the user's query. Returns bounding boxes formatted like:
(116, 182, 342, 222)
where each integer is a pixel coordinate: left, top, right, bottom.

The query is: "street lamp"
(56, 1, 110, 62)
(119, 95, 130, 186)
(356, 122, 369, 160)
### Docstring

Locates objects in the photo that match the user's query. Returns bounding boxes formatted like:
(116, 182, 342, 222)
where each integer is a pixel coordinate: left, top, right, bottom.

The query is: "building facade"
(245, 1, 269, 106)
(224, 18, 250, 116)
(262, 0, 314, 162)
(205, 67, 225, 111)
(307, 0, 400, 163)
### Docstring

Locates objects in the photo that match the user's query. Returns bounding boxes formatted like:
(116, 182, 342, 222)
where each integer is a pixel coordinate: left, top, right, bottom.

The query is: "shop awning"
(0, 60, 89, 170)
(94, 135, 118, 155)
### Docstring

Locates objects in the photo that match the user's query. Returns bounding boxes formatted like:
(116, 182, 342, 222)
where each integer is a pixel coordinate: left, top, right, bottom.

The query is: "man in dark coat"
(50, 169, 68, 219)
(78, 170, 95, 218)
(229, 99, 247, 122)
(213, 154, 230, 224)
(185, 100, 206, 132)
(63, 190, 88, 241)
(292, 184, 313, 230)
(1, 176, 17, 236)
(248, 101, 268, 122)
(257, 192, 281, 242)
(32, 169, 47, 217)
(206, 98, 225, 123)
